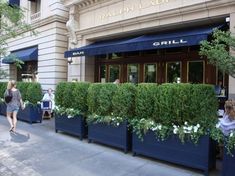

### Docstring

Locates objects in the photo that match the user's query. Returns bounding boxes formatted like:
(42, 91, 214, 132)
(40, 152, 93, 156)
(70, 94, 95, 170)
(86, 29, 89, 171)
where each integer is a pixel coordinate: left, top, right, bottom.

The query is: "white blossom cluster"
(173, 122, 200, 134)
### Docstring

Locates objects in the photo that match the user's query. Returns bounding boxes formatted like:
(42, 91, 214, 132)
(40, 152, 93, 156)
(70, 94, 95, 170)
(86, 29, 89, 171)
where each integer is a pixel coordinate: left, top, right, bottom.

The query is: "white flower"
(117, 123, 120, 126)
(230, 132, 234, 137)
(193, 126, 198, 133)
(151, 127, 158, 131)
(68, 115, 73, 118)
(150, 121, 154, 125)
(216, 123, 220, 128)
(184, 121, 188, 125)
(158, 125, 162, 130)
(197, 124, 200, 128)
(173, 129, 178, 134)
(188, 126, 193, 131)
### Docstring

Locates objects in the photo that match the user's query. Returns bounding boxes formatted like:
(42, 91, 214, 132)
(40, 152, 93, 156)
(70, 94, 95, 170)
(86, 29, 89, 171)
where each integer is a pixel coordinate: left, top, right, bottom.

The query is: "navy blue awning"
(64, 25, 221, 58)
(2, 46, 38, 64)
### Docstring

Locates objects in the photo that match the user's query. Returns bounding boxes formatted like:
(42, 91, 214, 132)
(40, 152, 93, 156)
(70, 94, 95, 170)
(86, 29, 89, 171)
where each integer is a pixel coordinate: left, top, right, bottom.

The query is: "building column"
(229, 12, 235, 99)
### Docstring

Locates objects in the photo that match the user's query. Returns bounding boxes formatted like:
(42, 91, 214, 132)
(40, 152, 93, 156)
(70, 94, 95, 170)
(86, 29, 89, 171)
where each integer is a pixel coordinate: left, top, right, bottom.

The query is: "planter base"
(132, 131, 216, 176)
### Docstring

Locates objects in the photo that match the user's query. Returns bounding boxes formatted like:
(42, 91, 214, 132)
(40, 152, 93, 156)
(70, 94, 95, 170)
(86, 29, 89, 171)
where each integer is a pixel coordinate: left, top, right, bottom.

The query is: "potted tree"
(54, 82, 90, 140)
(131, 83, 218, 176)
(87, 83, 136, 153)
(0, 82, 7, 116)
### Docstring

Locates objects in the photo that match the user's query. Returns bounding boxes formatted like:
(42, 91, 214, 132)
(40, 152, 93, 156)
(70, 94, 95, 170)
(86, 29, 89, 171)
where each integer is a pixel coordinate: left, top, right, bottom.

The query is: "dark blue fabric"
(64, 25, 220, 58)
(2, 46, 38, 64)
(9, 0, 20, 7)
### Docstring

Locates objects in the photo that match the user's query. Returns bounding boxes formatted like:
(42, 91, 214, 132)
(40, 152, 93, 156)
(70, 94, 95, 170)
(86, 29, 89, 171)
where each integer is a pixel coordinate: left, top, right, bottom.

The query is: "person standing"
(4, 80, 24, 133)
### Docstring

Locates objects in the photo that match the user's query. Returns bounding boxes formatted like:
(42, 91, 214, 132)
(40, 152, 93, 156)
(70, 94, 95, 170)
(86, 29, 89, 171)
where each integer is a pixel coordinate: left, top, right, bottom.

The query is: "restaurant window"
(109, 65, 120, 82)
(166, 62, 181, 83)
(187, 61, 204, 83)
(127, 64, 139, 84)
(125, 51, 140, 57)
(144, 64, 157, 83)
(99, 65, 106, 83)
(17, 61, 38, 82)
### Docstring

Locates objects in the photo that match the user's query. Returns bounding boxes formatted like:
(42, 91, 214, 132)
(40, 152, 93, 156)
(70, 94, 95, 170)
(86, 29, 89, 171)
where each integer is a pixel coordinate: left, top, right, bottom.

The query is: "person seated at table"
(217, 99, 235, 136)
(42, 88, 55, 117)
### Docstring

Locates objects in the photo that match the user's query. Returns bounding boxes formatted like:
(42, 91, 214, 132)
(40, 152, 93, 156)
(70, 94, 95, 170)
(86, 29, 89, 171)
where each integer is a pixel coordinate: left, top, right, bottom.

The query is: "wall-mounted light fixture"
(226, 17, 230, 23)
(67, 57, 73, 64)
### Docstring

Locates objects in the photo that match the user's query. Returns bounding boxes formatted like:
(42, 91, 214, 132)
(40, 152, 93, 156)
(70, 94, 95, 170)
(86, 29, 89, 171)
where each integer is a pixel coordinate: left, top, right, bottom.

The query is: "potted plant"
(87, 83, 136, 153)
(17, 82, 42, 123)
(221, 131, 235, 176)
(54, 82, 90, 140)
(131, 83, 218, 176)
(0, 82, 7, 115)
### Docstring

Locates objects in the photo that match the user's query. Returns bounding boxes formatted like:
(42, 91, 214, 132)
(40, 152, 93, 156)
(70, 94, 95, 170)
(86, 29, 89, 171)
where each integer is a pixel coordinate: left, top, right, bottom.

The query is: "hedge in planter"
(54, 82, 90, 140)
(131, 83, 218, 176)
(0, 82, 7, 115)
(221, 132, 235, 176)
(87, 83, 136, 153)
(17, 82, 42, 123)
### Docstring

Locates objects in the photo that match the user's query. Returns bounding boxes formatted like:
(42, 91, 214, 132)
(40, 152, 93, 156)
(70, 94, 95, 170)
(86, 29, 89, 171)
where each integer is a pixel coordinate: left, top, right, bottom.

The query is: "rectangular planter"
(88, 120, 130, 153)
(17, 104, 42, 123)
(132, 131, 216, 176)
(0, 103, 6, 116)
(55, 114, 87, 140)
(221, 148, 235, 176)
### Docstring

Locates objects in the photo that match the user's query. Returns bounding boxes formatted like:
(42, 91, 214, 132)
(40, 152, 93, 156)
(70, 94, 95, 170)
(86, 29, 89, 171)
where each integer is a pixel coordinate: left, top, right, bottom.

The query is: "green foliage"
(132, 83, 218, 144)
(26, 83, 42, 105)
(112, 83, 136, 119)
(200, 28, 235, 77)
(17, 82, 30, 101)
(97, 83, 117, 116)
(87, 83, 102, 115)
(72, 82, 90, 114)
(135, 83, 158, 120)
(226, 132, 235, 156)
(55, 82, 67, 107)
(0, 2, 35, 75)
(63, 82, 76, 109)
(0, 82, 7, 98)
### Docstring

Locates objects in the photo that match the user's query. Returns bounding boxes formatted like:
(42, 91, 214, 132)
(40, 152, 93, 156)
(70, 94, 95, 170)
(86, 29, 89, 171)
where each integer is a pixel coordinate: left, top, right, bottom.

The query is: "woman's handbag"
(4, 90, 13, 103)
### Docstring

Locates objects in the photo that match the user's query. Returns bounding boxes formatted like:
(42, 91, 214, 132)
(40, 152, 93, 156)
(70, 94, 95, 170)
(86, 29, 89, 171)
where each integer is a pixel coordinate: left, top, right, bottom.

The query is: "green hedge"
(0, 82, 7, 98)
(135, 83, 158, 120)
(55, 82, 90, 114)
(135, 83, 218, 127)
(87, 83, 117, 116)
(112, 83, 136, 119)
(17, 82, 31, 101)
(26, 83, 43, 105)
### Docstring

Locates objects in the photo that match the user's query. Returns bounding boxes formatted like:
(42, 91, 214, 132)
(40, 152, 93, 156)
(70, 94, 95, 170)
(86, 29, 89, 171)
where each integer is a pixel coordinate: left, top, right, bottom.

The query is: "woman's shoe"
(9, 126, 14, 132)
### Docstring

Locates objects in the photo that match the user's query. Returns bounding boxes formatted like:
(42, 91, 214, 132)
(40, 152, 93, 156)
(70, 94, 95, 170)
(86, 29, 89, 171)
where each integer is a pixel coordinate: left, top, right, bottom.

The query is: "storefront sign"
(153, 39, 187, 47)
(99, 0, 176, 20)
(72, 51, 85, 56)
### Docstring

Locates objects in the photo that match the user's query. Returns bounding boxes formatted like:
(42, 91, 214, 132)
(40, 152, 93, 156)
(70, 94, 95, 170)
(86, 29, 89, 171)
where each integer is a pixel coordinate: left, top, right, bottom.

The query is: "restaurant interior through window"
(17, 61, 38, 82)
(95, 45, 228, 95)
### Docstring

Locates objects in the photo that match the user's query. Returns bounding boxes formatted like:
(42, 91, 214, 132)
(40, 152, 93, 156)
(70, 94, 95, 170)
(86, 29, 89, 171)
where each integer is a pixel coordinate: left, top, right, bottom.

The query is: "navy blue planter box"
(0, 103, 6, 116)
(55, 114, 87, 140)
(221, 148, 235, 176)
(17, 104, 42, 123)
(88, 120, 130, 153)
(132, 131, 216, 176)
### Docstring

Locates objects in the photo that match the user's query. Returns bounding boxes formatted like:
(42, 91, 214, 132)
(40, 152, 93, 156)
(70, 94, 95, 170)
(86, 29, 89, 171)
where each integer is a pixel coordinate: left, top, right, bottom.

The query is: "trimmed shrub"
(0, 82, 7, 98)
(72, 82, 90, 114)
(17, 82, 31, 101)
(63, 82, 77, 109)
(27, 83, 43, 105)
(87, 83, 117, 116)
(112, 83, 136, 119)
(55, 82, 67, 107)
(135, 83, 158, 120)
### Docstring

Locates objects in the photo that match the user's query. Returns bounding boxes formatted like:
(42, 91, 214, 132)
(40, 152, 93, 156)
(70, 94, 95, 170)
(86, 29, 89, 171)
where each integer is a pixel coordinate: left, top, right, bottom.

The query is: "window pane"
(166, 62, 181, 83)
(145, 64, 156, 83)
(100, 65, 106, 83)
(128, 64, 138, 84)
(188, 61, 204, 83)
(109, 65, 120, 82)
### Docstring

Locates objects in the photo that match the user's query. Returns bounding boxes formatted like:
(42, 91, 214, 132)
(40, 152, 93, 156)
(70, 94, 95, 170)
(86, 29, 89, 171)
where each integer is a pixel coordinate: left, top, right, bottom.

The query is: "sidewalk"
(0, 115, 220, 176)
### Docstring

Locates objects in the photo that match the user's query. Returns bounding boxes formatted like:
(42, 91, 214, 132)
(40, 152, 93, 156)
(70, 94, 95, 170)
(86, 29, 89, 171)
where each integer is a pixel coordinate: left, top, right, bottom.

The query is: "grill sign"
(153, 39, 187, 47)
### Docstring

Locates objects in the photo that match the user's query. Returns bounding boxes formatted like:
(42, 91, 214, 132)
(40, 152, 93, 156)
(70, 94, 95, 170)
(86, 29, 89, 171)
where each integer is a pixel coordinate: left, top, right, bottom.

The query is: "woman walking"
(4, 80, 24, 133)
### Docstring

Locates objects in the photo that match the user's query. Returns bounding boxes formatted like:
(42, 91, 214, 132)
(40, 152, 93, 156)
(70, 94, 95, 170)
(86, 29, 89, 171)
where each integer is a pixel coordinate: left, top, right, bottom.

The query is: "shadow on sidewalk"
(10, 132, 30, 143)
